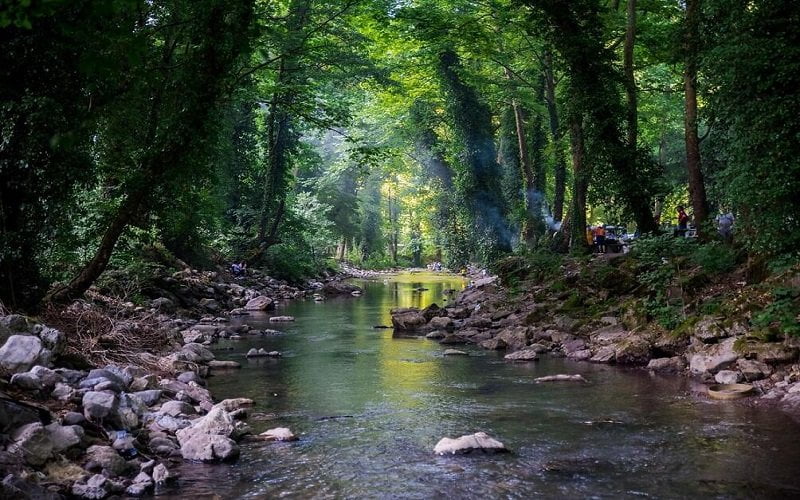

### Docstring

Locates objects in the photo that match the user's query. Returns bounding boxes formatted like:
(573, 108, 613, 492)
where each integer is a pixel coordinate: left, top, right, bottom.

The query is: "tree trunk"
(544, 50, 567, 223)
(684, 0, 709, 237)
(506, 68, 538, 245)
(568, 116, 589, 253)
(624, 0, 638, 150)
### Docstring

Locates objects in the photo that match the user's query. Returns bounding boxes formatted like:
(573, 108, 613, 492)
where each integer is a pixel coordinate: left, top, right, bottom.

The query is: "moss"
(671, 316, 699, 339)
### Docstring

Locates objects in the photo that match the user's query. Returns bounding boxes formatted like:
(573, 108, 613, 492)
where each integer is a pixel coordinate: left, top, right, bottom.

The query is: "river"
(164, 273, 800, 498)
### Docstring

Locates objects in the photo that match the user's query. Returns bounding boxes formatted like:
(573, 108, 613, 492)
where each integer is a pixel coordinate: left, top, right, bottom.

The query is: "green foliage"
(751, 286, 800, 337)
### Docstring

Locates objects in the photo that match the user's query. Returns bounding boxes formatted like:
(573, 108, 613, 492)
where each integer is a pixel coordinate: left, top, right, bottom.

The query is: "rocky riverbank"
(391, 260, 800, 414)
(0, 266, 361, 498)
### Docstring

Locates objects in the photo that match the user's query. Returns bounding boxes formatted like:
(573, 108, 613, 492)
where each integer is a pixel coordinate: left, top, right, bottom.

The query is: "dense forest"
(2, 0, 799, 307)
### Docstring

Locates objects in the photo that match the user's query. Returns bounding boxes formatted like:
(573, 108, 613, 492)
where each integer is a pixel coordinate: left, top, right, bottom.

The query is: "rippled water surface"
(163, 273, 800, 499)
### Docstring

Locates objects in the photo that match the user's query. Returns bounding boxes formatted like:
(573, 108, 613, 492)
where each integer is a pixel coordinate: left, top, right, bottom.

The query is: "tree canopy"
(2, 0, 798, 309)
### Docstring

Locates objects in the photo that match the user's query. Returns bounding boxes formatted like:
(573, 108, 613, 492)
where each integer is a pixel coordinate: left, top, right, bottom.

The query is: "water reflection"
(162, 273, 800, 499)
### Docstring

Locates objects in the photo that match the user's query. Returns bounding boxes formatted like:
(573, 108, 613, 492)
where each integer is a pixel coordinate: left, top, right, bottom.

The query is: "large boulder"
(9, 422, 53, 466)
(179, 434, 240, 462)
(176, 406, 236, 444)
(495, 326, 530, 351)
(151, 297, 175, 312)
(688, 337, 738, 375)
(693, 317, 730, 343)
(244, 296, 274, 311)
(0, 335, 48, 374)
(0, 314, 29, 344)
(647, 356, 687, 372)
(37, 327, 65, 356)
(739, 342, 798, 364)
(433, 432, 508, 455)
(736, 359, 772, 381)
(614, 335, 652, 365)
(391, 308, 427, 331)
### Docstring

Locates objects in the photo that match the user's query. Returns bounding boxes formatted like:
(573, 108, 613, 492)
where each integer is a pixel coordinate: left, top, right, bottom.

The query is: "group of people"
(586, 224, 610, 253)
(675, 205, 735, 241)
(230, 261, 247, 277)
(427, 261, 443, 272)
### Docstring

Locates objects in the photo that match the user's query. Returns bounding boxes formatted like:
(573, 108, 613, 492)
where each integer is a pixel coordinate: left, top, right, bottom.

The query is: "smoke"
(527, 189, 561, 231)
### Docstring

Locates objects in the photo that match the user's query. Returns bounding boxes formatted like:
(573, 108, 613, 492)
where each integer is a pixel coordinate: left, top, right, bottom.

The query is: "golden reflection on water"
(374, 273, 466, 409)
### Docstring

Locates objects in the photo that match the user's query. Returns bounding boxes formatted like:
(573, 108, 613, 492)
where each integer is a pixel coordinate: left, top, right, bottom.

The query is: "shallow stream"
(165, 273, 800, 498)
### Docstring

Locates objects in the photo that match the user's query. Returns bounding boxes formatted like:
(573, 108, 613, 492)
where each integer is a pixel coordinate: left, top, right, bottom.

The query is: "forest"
(2, 0, 797, 311)
(3, 1, 800, 497)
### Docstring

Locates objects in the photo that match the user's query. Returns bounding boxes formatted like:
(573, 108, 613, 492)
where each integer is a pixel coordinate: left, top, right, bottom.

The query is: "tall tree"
(683, 0, 709, 237)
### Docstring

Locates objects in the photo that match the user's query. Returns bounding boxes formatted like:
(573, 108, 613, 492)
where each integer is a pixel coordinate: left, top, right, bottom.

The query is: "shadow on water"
(160, 272, 800, 499)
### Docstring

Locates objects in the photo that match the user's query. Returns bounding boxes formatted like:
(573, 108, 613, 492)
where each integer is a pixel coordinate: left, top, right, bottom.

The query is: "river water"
(165, 273, 800, 499)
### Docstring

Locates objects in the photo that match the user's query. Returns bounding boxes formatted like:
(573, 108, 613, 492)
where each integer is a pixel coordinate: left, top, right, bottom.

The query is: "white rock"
(245, 296, 274, 311)
(0, 335, 46, 374)
(269, 316, 295, 322)
(9, 422, 53, 466)
(433, 432, 507, 455)
(259, 427, 298, 442)
(714, 370, 742, 385)
(443, 349, 467, 356)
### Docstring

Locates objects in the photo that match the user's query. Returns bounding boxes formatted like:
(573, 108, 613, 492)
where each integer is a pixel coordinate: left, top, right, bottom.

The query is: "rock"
(11, 372, 44, 391)
(229, 308, 249, 316)
(159, 401, 196, 417)
(495, 326, 531, 351)
(180, 434, 240, 462)
(566, 349, 592, 361)
(480, 337, 507, 350)
(9, 422, 53, 466)
(46, 422, 84, 452)
(647, 356, 687, 372)
(391, 308, 427, 330)
(535, 374, 587, 383)
(208, 360, 242, 369)
(37, 327, 65, 355)
(562, 339, 586, 354)
(693, 317, 729, 343)
(245, 296, 274, 311)
(85, 445, 130, 476)
(176, 406, 236, 445)
(85, 368, 128, 389)
(72, 475, 108, 500)
(590, 346, 616, 363)
(322, 280, 362, 296)
(689, 337, 738, 375)
(504, 349, 539, 362)
(614, 335, 652, 365)
(54, 368, 86, 385)
(590, 325, 628, 345)
(149, 436, 179, 455)
(0, 335, 46, 374)
(259, 427, 297, 441)
(740, 342, 798, 364)
(132, 390, 162, 407)
(737, 359, 772, 381)
(181, 329, 207, 344)
(152, 463, 172, 484)
(428, 316, 454, 330)
(30, 366, 61, 388)
(439, 334, 468, 345)
(433, 432, 507, 455)
(269, 316, 295, 322)
(82, 391, 118, 420)
(715, 370, 742, 385)
(426, 330, 446, 339)
(199, 298, 221, 312)
(0, 314, 29, 336)
(177, 371, 205, 385)
(181, 342, 215, 363)
(151, 297, 175, 312)
(126, 483, 151, 497)
(443, 349, 467, 356)
(214, 398, 255, 412)
(62, 411, 86, 426)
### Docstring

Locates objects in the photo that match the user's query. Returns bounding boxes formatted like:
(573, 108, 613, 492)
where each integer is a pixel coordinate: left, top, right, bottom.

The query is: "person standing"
(593, 225, 606, 253)
(676, 205, 689, 237)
